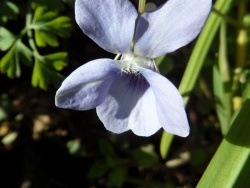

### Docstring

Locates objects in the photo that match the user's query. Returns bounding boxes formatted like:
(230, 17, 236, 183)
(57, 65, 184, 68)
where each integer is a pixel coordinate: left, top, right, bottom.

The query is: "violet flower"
(55, 0, 212, 137)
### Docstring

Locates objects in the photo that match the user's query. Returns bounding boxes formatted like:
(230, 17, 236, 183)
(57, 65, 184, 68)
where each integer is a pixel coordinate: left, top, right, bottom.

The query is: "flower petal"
(140, 68, 189, 137)
(55, 59, 118, 110)
(75, 0, 137, 54)
(134, 0, 212, 58)
(96, 73, 161, 136)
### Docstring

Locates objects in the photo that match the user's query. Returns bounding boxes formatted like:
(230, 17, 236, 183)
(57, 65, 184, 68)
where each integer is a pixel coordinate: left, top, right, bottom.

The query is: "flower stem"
(114, 53, 121, 60)
(236, 2, 248, 67)
(138, 0, 146, 14)
(218, 21, 232, 135)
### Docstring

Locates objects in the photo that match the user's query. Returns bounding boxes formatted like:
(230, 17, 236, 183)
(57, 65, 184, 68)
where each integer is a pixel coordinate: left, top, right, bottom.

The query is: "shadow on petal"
(111, 73, 149, 119)
(96, 73, 150, 134)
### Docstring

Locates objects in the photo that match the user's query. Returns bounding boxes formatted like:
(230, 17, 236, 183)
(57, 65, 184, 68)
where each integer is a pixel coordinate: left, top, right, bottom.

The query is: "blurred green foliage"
(0, 0, 72, 89)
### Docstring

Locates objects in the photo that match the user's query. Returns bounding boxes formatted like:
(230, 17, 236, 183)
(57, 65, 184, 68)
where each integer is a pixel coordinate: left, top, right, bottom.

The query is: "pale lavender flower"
(55, 0, 212, 137)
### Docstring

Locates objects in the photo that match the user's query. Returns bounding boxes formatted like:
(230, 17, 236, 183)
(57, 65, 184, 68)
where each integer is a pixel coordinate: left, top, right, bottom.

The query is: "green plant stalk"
(26, 13, 40, 59)
(197, 99, 250, 188)
(236, 2, 248, 67)
(218, 21, 232, 135)
(160, 0, 234, 159)
(219, 22, 231, 82)
(138, 0, 146, 14)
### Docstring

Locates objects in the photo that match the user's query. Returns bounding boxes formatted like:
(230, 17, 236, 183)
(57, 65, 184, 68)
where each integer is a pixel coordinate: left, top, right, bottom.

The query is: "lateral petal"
(96, 73, 161, 136)
(55, 59, 118, 110)
(75, 0, 137, 54)
(140, 68, 189, 137)
(134, 0, 212, 58)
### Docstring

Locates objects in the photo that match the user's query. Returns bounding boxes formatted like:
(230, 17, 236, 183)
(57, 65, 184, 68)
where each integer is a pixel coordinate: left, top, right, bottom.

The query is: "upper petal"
(134, 0, 212, 58)
(140, 68, 189, 137)
(96, 73, 161, 136)
(75, 0, 138, 54)
(55, 59, 119, 110)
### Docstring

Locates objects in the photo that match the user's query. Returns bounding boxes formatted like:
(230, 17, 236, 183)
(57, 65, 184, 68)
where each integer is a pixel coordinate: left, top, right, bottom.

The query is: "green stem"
(26, 12, 41, 59)
(218, 21, 232, 135)
(219, 22, 231, 82)
(236, 2, 248, 67)
(138, 0, 146, 14)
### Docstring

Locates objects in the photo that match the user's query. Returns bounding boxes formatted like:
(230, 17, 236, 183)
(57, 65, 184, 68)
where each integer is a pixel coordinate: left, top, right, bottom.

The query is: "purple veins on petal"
(97, 72, 161, 136)
(75, 0, 137, 54)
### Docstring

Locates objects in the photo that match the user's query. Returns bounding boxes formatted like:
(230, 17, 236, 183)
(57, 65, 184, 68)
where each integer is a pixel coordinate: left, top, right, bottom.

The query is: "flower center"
(119, 54, 156, 74)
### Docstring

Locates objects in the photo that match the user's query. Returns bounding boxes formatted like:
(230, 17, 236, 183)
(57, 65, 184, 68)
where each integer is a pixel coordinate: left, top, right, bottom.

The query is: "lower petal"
(140, 68, 189, 137)
(55, 59, 118, 110)
(96, 73, 161, 136)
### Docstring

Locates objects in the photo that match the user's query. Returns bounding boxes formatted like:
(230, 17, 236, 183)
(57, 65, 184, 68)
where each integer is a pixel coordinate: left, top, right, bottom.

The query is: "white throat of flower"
(119, 54, 157, 75)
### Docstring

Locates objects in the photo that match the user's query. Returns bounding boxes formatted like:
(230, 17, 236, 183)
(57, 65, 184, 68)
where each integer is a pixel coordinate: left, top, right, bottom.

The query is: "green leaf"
(31, 7, 72, 47)
(32, 59, 49, 89)
(0, 27, 16, 51)
(99, 139, 116, 157)
(16, 40, 33, 66)
(132, 145, 158, 168)
(197, 99, 250, 188)
(44, 52, 67, 60)
(160, 131, 174, 159)
(213, 21, 232, 135)
(44, 52, 68, 70)
(31, 58, 65, 89)
(0, 40, 32, 78)
(213, 64, 232, 135)
(87, 160, 109, 179)
(35, 30, 59, 47)
(45, 16, 72, 37)
(108, 166, 127, 188)
(0, 44, 20, 78)
(34, 9, 57, 22)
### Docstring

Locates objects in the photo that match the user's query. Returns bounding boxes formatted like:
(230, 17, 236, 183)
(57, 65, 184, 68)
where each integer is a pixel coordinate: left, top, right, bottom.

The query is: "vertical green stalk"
(218, 21, 232, 134)
(213, 21, 232, 135)
(26, 12, 40, 59)
(219, 22, 231, 83)
(160, 0, 234, 159)
(236, 2, 248, 68)
(138, 0, 146, 14)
